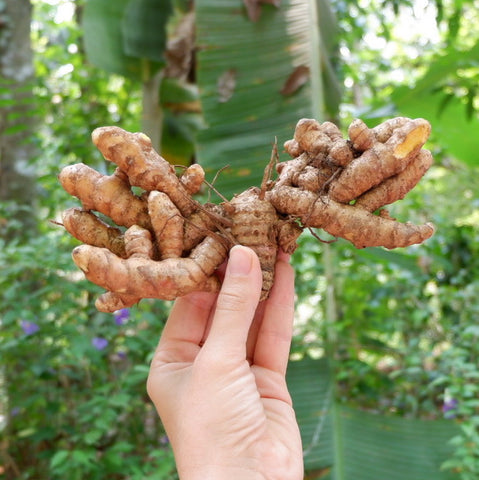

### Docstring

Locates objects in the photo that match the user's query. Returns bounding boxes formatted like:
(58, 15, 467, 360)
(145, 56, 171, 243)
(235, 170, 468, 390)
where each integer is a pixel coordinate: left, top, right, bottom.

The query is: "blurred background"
(1, 0, 478, 478)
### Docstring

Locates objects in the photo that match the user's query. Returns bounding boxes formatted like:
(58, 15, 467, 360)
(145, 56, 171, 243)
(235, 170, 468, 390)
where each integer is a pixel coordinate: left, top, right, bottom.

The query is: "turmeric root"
(223, 187, 282, 299)
(180, 164, 205, 195)
(91, 126, 197, 217)
(148, 191, 184, 259)
(354, 149, 433, 212)
(58, 164, 151, 230)
(268, 186, 434, 249)
(72, 235, 227, 302)
(62, 208, 127, 258)
(59, 117, 435, 312)
(328, 118, 431, 203)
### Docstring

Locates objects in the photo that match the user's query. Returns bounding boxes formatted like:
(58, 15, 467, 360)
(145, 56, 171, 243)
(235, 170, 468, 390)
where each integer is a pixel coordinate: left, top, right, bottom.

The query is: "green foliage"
(310, 5, 479, 472)
(31, 0, 143, 175)
(392, 41, 479, 167)
(122, 0, 172, 64)
(0, 200, 176, 478)
(441, 418, 479, 480)
(336, 405, 459, 480)
(1, 3, 177, 477)
(336, 0, 479, 168)
(82, 0, 172, 79)
(2, 0, 479, 478)
(159, 77, 205, 166)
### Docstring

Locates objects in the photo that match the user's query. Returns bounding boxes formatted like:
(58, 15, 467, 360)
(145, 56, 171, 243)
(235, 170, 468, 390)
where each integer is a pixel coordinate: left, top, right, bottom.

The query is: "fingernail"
(228, 246, 254, 277)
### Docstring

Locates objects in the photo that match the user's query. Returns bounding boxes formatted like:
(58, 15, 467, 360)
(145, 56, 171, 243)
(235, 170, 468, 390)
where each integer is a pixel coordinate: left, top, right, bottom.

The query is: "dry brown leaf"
(280, 65, 310, 96)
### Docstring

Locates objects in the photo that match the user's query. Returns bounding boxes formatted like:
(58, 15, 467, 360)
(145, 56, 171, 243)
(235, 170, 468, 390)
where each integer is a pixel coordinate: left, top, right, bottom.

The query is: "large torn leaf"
(195, 0, 340, 199)
(287, 357, 460, 479)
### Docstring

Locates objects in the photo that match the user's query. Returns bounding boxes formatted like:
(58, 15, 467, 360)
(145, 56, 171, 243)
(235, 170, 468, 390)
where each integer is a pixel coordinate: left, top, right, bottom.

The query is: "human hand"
(147, 245, 303, 480)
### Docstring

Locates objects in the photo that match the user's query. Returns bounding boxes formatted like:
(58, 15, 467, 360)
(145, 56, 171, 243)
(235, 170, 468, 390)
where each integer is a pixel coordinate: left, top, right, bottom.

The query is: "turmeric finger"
(91, 126, 197, 217)
(355, 149, 433, 212)
(72, 235, 228, 301)
(59, 163, 151, 230)
(180, 164, 205, 195)
(269, 186, 434, 249)
(96, 291, 142, 312)
(62, 208, 127, 258)
(329, 120, 431, 204)
(148, 191, 184, 259)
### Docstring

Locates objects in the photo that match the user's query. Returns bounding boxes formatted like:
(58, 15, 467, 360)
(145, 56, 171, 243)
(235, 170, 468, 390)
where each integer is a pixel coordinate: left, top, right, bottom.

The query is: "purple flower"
(442, 398, 458, 419)
(92, 337, 109, 350)
(11, 407, 21, 417)
(113, 308, 130, 326)
(21, 320, 40, 336)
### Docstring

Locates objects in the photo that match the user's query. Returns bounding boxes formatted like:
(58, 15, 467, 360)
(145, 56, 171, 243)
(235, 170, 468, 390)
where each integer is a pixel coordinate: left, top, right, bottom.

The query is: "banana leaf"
(82, 0, 172, 79)
(195, 0, 341, 199)
(159, 78, 205, 165)
(287, 357, 334, 471)
(122, 0, 171, 64)
(336, 406, 459, 480)
(287, 357, 460, 479)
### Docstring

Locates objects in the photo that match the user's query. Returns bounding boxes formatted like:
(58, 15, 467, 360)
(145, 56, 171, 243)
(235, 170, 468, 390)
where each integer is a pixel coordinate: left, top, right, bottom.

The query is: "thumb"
(203, 245, 263, 359)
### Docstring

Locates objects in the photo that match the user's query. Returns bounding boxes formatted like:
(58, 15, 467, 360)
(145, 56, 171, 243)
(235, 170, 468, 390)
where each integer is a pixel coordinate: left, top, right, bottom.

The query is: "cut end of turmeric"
(392, 118, 431, 159)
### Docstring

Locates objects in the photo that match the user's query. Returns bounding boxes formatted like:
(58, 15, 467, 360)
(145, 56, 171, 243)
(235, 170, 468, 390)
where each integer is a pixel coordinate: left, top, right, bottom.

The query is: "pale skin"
(147, 245, 303, 480)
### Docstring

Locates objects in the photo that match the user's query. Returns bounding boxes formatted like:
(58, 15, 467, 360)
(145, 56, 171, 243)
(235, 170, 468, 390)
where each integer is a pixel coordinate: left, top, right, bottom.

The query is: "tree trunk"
(0, 0, 37, 235)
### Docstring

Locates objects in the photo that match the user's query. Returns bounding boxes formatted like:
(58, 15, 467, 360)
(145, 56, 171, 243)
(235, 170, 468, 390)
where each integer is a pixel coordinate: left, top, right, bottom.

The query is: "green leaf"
(108, 392, 131, 408)
(392, 42, 479, 167)
(50, 450, 70, 470)
(122, 0, 172, 65)
(287, 357, 460, 478)
(317, 0, 342, 117)
(160, 77, 204, 165)
(463, 325, 479, 337)
(83, 0, 138, 77)
(160, 77, 200, 104)
(71, 449, 95, 467)
(195, 0, 334, 199)
(84, 429, 103, 445)
(337, 406, 459, 480)
(287, 357, 334, 470)
(17, 428, 36, 438)
(354, 247, 424, 273)
(161, 111, 203, 165)
(83, 0, 172, 79)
